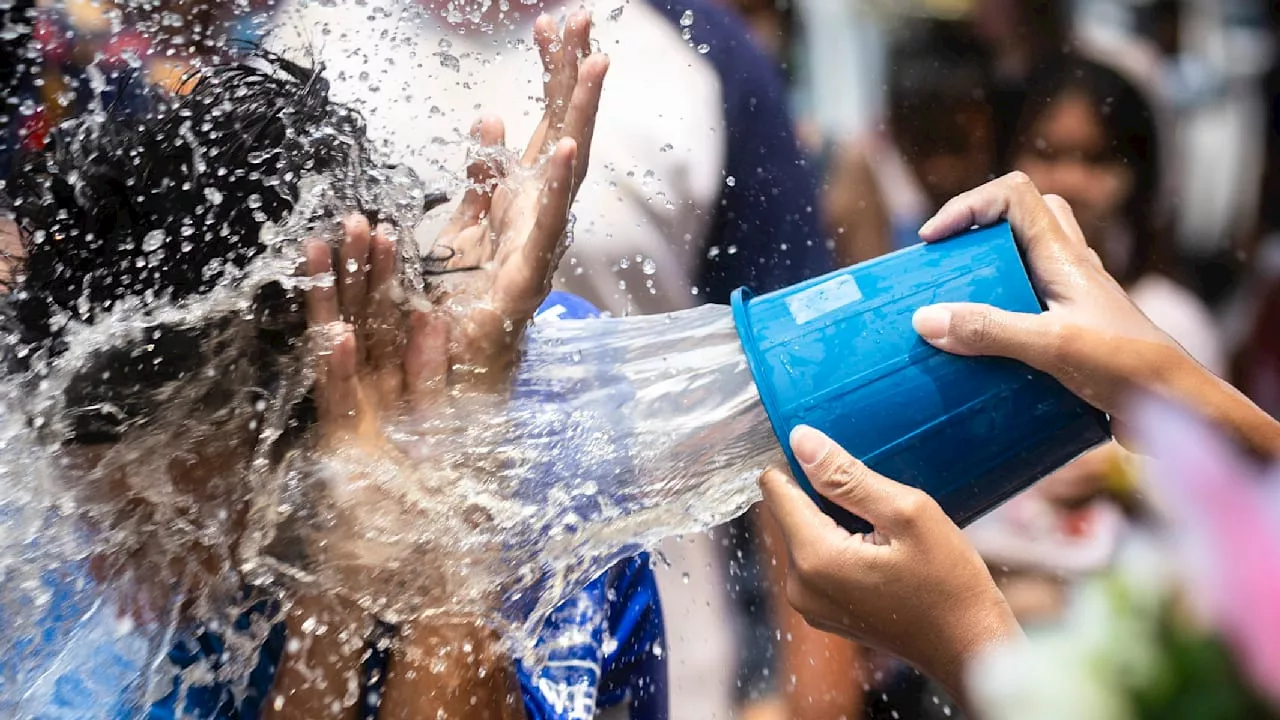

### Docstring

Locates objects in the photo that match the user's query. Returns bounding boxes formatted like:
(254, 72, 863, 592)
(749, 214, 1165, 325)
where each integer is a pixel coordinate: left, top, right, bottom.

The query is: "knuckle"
(817, 456, 872, 504)
(791, 547, 828, 580)
(956, 308, 997, 348)
(784, 574, 813, 613)
(894, 488, 936, 527)
(1004, 170, 1035, 191)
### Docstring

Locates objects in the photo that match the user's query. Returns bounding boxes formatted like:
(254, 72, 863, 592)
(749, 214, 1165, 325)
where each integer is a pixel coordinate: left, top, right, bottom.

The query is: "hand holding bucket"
(732, 221, 1111, 533)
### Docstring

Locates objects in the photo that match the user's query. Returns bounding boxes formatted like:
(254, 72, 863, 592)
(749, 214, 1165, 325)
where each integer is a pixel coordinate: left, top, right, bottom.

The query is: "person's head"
(2, 53, 444, 549)
(888, 21, 996, 212)
(1011, 58, 1165, 285)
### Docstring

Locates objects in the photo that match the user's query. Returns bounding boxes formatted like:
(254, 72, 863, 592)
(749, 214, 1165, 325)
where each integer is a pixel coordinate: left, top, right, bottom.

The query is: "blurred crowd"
(3, 0, 1280, 719)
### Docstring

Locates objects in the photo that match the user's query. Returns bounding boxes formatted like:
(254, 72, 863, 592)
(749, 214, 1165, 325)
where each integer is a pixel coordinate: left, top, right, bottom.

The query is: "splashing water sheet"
(0, 0, 783, 712)
(0, 241, 779, 714)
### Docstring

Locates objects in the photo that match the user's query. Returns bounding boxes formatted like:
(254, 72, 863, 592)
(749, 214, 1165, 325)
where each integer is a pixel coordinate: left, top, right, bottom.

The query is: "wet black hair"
(1014, 57, 1168, 286)
(4, 52, 446, 443)
(887, 21, 994, 163)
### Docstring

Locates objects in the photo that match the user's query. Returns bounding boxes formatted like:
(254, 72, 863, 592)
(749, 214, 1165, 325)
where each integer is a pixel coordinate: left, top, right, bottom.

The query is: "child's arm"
(265, 593, 370, 720)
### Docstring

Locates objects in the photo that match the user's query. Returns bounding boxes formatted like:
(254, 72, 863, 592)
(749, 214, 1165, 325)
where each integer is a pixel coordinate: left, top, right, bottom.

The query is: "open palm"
(430, 11, 608, 385)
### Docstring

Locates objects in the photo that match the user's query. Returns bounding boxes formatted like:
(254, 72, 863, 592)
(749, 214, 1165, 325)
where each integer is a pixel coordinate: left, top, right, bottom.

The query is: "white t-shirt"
(269, 0, 726, 317)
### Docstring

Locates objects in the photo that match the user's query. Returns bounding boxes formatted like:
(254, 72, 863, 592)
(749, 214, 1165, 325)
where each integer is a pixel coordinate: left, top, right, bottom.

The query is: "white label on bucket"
(785, 274, 863, 325)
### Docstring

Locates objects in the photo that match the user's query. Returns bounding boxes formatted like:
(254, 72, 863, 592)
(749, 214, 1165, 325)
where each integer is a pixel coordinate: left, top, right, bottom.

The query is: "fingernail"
(790, 425, 830, 467)
(912, 306, 951, 341)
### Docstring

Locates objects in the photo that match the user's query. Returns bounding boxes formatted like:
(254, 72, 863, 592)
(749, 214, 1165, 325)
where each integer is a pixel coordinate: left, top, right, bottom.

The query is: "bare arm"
(757, 506, 865, 719)
(265, 594, 369, 720)
(379, 621, 525, 720)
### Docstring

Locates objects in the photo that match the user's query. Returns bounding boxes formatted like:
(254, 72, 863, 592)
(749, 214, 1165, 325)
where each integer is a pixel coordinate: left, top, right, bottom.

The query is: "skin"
(0, 218, 19, 288)
(759, 172, 1280, 716)
(218, 11, 603, 720)
(1014, 91, 1136, 276)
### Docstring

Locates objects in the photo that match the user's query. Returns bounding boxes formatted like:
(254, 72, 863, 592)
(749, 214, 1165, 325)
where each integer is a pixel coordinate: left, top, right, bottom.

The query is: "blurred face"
(1013, 91, 1134, 244)
(906, 104, 997, 212)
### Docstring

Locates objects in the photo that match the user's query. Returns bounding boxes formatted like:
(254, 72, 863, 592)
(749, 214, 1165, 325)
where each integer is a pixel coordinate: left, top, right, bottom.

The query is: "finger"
(366, 224, 400, 367)
(790, 425, 921, 532)
(560, 53, 609, 187)
(525, 14, 565, 163)
(304, 239, 339, 327)
(547, 10, 590, 143)
(404, 309, 451, 407)
(918, 172, 1072, 262)
(497, 137, 577, 320)
(339, 215, 371, 326)
(441, 117, 506, 254)
(316, 323, 360, 434)
(757, 467, 850, 563)
(912, 302, 1058, 368)
(1041, 194, 1086, 248)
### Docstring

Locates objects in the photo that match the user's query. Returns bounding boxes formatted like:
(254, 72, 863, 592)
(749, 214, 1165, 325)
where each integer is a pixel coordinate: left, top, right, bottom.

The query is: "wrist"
(926, 590, 1023, 713)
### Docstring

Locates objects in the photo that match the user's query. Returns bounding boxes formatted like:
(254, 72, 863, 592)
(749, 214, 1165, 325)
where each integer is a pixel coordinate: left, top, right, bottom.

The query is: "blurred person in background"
(1008, 57, 1223, 375)
(968, 0, 1073, 165)
(823, 20, 997, 266)
(267, 1, 831, 719)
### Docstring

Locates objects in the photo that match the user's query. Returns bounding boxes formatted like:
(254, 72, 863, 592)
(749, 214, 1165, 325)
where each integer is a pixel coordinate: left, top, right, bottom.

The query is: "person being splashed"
(0, 13, 667, 720)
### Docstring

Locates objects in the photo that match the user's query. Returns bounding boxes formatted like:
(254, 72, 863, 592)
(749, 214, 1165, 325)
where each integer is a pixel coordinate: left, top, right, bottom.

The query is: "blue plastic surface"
(731, 222, 1111, 532)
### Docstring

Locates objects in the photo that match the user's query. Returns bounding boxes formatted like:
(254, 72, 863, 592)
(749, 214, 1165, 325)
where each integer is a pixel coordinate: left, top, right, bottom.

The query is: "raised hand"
(431, 10, 608, 387)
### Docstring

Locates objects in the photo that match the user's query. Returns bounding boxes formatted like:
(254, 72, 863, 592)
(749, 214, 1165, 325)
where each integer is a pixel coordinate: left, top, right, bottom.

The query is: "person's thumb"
(912, 303, 1054, 368)
(791, 425, 925, 533)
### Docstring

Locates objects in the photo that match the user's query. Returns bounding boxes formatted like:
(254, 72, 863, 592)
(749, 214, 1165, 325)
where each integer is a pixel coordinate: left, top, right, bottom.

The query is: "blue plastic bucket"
(732, 222, 1111, 532)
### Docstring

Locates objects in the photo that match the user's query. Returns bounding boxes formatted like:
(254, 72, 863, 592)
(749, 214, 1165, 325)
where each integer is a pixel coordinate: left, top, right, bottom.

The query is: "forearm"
(266, 593, 371, 720)
(920, 592, 1024, 717)
(380, 621, 525, 720)
(1154, 348, 1280, 459)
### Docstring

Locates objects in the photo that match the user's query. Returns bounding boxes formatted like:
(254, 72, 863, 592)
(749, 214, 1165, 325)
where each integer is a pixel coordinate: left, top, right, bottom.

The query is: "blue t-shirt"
(2, 292, 667, 720)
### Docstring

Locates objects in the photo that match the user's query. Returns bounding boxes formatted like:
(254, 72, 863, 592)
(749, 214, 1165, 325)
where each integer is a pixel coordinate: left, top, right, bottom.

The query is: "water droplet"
(696, 43, 710, 54)
(345, 258, 360, 273)
(141, 229, 166, 253)
(659, 143, 673, 153)
(246, 194, 263, 209)
(608, 5, 625, 20)
(203, 187, 223, 206)
(679, 9, 694, 26)
(681, 572, 690, 584)
(438, 53, 461, 72)
(725, 175, 736, 187)
(641, 258, 656, 275)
